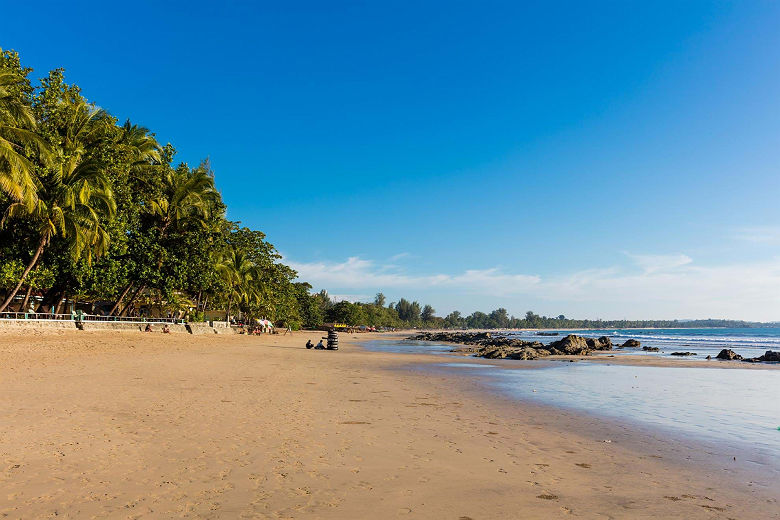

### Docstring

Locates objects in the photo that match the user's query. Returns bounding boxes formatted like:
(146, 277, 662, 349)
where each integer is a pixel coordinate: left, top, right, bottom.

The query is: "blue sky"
(3, 1, 780, 320)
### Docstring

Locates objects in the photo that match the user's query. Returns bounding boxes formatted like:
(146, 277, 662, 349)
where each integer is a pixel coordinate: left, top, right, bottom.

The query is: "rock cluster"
(409, 332, 615, 360)
(715, 349, 780, 363)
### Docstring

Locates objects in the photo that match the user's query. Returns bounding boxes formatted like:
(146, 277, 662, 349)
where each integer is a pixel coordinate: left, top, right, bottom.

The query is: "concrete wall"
(0, 319, 217, 334)
(0, 319, 78, 331)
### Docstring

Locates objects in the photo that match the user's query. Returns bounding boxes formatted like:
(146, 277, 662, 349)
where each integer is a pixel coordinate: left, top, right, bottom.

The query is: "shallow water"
(486, 363, 780, 460)
(362, 338, 780, 462)
(509, 327, 780, 359)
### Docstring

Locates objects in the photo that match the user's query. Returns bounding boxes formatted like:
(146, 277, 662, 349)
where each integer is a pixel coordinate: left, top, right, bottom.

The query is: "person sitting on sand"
(144, 324, 153, 333)
(162, 324, 170, 334)
(315, 340, 325, 350)
(306, 340, 314, 349)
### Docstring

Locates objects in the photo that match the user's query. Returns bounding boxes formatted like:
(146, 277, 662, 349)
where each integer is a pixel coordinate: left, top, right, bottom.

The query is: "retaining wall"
(0, 319, 216, 334)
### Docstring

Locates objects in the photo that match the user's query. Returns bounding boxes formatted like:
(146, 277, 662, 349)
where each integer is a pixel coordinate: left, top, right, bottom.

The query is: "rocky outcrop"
(621, 339, 641, 348)
(642, 346, 660, 352)
(742, 350, 780, 363)
(714, 348, 780, 363)
(587, 336, 613, 350)
(409, 332, 620, 360)
(716, 349, 743, 360)
(759, 350, 780, 362)
(548, 335, 589, 354)
(670, 351, 696, 356)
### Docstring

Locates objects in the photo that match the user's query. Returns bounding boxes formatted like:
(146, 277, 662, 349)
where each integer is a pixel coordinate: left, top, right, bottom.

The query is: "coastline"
(1, 330, 777, 518)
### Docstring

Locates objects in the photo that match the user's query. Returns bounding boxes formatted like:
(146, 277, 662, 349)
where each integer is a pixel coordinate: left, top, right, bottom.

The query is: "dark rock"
(508, 347, 547, 360)
(548, 335, 591, 355)
(621, 339, 641, 348)
(642, 346, 660, 352)
(587, 336, 613, 351)
(536, 332, 559, 336)
(759, 350, 780, 362)
(670, 351, 696, 356)
(716, 349, 742, 361)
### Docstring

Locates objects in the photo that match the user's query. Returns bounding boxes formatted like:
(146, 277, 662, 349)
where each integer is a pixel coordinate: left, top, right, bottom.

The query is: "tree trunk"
(225, 294, 232, 322)
(54, 292, 66, 315)
(108, 282, 134, 316)
(120, 284, 146, 317)
(20, 285, 33, 313)
(0, 236, 47, 313)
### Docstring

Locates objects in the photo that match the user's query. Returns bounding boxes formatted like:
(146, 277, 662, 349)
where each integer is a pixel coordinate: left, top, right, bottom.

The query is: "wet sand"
(1, 330, 777, 518)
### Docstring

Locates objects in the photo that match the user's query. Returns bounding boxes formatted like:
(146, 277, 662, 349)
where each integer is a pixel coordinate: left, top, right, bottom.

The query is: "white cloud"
(624, 252, 693, 273)
(732, 226, 780, 244)
(285, 256, 539, 296)
(285, 253, 780, 320)
(388, 252, 412, 261)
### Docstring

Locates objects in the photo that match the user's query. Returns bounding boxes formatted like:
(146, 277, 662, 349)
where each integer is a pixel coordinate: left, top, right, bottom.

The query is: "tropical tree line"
(303, 293, 772, 330)
(0, 48, 312, 326)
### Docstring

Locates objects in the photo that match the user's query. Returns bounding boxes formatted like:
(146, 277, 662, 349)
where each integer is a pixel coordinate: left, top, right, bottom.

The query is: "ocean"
(509, 327, 780, 359)
(361, 328, 780, 464)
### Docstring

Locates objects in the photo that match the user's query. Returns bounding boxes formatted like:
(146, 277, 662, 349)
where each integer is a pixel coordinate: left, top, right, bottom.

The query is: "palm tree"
(116, 119, 162, 185)
(216, 245, 257, 321)
(147, 164, 219, 236)
(0, 98, 116, 313)
(114, 164, 219, 316)
(0, 69, 50, 208)
(105, 121, 162, 315)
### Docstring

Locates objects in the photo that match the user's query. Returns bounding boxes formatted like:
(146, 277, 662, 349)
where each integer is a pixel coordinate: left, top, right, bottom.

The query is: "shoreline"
(1, 330, 777, 518)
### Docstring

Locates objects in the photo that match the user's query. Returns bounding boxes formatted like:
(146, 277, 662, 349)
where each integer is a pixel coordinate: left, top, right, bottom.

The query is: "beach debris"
(602, 439, 612, 443)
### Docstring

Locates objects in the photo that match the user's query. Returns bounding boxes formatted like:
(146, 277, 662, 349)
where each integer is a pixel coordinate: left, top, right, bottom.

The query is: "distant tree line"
(295, 293, 777, 330)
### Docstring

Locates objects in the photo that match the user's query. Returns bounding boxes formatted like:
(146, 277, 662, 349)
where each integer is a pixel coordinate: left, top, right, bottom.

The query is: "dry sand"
(0, 330, 777, 519)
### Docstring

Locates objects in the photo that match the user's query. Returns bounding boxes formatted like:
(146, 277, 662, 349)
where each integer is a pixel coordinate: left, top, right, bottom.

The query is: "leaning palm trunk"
(108, 282, 134, 316)
(0, 235, 47, 313)
(20, 285, 33, 312)
(120, 283, 146, 317)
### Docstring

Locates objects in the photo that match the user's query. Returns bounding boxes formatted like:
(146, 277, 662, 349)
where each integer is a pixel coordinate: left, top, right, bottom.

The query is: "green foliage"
(0, 49, 313, 322)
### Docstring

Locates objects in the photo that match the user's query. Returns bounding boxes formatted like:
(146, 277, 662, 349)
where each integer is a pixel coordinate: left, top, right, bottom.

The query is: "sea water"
(361, 333, 780, 461)
(509, 327, 780, 359)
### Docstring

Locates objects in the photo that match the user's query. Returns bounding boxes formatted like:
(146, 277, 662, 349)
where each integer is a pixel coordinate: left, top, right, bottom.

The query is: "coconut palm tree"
(116, 119, 162, 185)
(216, 245, 257, 321)
(113, 164, 219, 316)
(0, 97, 116, 313)
(0, 159, 116, 312)
(0, 69, 50, 208)
(147, 164, 219, 236)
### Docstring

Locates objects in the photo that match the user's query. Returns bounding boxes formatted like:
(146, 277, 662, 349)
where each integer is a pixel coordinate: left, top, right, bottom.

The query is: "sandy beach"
(1, 330, 777, 519)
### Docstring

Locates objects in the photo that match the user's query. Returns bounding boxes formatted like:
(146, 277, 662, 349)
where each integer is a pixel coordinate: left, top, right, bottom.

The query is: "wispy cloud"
(624, 252, 693, 273)
(732, 226, 780, 244)
(286, 252, 780, 319)
(388, 252, 412, 261)
(285, 256, 539, 295)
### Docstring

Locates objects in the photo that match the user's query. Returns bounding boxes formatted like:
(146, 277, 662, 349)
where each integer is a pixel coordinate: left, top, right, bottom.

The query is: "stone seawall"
(0, 320, 221, 334)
